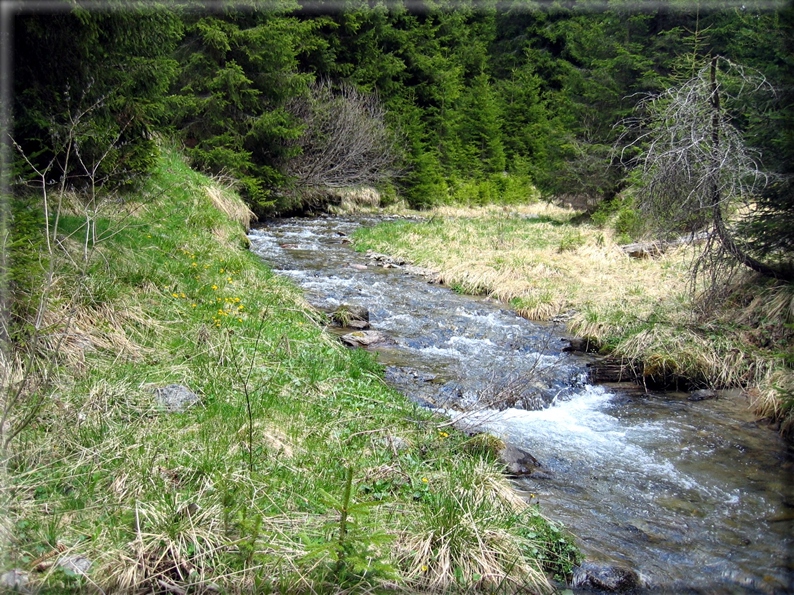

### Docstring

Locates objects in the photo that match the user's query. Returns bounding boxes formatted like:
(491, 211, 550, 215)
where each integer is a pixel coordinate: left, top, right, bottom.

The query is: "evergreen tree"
(167, 3, 322, 210)
(13, 1, 184, 187)
(458, 72, 505, 174)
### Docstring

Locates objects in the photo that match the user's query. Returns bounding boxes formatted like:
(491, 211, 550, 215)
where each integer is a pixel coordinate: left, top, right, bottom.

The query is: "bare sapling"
(2, 85, 146, 454)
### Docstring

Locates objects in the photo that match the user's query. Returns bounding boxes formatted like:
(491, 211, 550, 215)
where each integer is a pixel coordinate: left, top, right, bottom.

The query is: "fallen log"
(621, 232, 709, 259)
(588, 357, 643, 383)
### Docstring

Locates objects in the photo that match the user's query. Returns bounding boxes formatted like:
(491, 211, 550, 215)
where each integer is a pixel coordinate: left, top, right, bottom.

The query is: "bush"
(591, 194, 644, 241)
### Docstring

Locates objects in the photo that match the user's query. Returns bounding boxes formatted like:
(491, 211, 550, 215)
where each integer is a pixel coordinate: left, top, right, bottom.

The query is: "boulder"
(155, 384, 200, 412)
(572, 562, 641, 592)
(340, 330, 392, 348)
(499, 444, 543, 476)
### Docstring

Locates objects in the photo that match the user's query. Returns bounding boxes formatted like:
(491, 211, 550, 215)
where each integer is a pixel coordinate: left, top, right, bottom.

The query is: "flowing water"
(249, 216, 794, 594)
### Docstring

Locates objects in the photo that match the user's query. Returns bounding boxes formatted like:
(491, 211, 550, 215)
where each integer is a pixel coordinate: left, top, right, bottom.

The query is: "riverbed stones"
(155, 384, 200, 412)
(340, 330, 392, 348)
(572, 562, 641, 592)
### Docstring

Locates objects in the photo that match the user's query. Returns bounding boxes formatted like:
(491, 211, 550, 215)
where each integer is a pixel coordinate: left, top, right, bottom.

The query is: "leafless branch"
(284, 81, 399, 194)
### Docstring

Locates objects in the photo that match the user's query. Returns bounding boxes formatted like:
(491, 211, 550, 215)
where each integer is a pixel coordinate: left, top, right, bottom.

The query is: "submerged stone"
(688, 389, 718, 401)
(572, 562, 641, 592)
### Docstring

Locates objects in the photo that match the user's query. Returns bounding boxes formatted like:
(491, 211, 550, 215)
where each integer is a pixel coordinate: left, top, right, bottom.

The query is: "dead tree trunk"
(707, 57, 790, 281)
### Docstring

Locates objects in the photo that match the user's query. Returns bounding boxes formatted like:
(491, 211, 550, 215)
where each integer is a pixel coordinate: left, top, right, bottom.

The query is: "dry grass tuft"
(39, 303, 151, 370)
(397, 462, 554, 594)
(328, 187, 382, 214)
(205, 185, 256, 231)
(750, 369, 794, 432)
(102, 497, 228, 594)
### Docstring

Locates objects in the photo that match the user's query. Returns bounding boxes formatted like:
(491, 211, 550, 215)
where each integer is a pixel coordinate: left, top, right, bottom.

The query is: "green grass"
(2, 148, 577, 593)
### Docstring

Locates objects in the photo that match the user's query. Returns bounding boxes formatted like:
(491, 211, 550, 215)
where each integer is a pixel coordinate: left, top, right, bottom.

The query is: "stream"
(248, 215, 793, 594)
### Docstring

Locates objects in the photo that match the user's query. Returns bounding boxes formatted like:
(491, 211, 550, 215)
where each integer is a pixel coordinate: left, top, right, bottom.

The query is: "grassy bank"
(1, 149, 580, 593)
(353, 204, 794, 433)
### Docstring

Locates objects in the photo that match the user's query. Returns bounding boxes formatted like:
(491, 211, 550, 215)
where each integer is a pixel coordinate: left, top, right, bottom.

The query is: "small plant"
(516, 507, 582, 582)
(557, 230, 584, 252)
(303, 465, 396, 589)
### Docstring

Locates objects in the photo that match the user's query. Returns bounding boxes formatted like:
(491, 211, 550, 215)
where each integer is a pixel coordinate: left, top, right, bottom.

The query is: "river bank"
(250, 214, 793, 594)
(352, 204, 794, 435)
(2, 149, 578, 594)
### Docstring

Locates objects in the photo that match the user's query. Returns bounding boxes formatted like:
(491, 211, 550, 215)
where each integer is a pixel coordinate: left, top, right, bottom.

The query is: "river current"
(248, 215, 793, 594)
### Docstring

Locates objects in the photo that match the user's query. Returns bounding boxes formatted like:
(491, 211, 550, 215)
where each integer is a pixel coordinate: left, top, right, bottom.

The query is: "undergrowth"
(1, 147, 577, 593)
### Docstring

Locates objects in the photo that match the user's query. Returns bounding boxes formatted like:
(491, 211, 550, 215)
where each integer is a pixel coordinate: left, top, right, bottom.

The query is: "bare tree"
(622, 56, 792, 286)
(284, 81, 399, 199)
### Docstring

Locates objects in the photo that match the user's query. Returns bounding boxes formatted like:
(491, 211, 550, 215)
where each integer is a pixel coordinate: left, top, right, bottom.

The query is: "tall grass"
(1, 148, 575, 593)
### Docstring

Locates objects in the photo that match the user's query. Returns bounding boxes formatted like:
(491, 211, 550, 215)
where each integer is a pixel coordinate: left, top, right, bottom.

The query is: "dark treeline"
(11, 0, 793, 219)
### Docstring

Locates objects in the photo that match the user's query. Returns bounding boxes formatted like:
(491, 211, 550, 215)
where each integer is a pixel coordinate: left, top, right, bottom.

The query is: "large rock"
(499, 443, 543, 476)
(340, 330, 392, 348)
(572, 562, 641, 592)
(155, 384, 200, 412)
